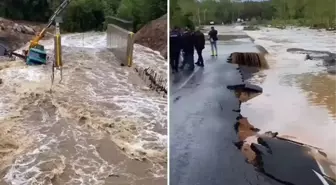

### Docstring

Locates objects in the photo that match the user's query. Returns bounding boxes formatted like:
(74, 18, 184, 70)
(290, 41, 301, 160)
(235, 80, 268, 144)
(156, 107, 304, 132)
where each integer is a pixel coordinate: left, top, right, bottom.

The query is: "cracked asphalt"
(169, 40, 277, 185)
(169, 31, 336, 185)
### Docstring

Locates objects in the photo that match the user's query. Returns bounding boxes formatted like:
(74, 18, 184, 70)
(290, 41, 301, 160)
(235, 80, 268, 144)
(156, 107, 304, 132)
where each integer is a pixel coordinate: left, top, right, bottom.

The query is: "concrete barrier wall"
(105, 16, 133, 32)
(106, 24, 134, 67)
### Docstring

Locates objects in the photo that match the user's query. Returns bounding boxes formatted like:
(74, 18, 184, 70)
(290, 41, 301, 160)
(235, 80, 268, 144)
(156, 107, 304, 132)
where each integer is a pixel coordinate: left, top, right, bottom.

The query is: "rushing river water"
(0, 32, 167, 185)
(235, 26, 336, 159)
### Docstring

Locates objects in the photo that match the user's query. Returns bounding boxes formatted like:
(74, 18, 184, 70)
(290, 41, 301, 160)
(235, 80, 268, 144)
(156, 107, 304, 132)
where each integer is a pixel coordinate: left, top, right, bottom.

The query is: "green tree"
(1, 0, 167, 32)
(170, 0, 195, 29)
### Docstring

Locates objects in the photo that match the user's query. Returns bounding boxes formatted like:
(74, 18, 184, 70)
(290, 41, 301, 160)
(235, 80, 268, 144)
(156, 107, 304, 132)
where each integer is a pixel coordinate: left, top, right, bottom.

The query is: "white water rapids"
(0, 32, 167, 185)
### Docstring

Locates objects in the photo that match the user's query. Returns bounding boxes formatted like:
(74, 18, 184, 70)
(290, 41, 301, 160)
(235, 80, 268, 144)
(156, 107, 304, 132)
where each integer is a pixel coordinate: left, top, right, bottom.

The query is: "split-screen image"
(0, 0, 335, 185)
(170, 0, 336, 185)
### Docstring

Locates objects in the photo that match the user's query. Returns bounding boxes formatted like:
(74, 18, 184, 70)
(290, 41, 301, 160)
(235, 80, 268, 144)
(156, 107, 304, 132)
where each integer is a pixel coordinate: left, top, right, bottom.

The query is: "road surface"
(169, 32, 276, 185)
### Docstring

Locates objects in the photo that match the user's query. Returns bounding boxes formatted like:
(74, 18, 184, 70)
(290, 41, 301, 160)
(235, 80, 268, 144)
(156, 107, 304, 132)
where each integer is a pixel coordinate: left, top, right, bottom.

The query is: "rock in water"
(0, 44, 6, 56)
(305, 54, 312, 60)
(0, 23, 5, 30)
(327, 67, 336, 75)
(13, 23, 22, 32)
(23, 25, 35, 35)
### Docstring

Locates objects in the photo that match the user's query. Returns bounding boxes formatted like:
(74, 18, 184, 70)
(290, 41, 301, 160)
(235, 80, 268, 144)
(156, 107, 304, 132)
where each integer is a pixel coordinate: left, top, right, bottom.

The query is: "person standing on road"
(180, 27, 195, 71)
(194, 29, 205, 67)
(208, 26, 218, 56)
(170, 26, 182, 73)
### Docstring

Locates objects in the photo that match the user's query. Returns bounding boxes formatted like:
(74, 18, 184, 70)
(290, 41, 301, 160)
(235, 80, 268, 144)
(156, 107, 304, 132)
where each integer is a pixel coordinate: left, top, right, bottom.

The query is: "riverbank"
(0, 17, 55, 51)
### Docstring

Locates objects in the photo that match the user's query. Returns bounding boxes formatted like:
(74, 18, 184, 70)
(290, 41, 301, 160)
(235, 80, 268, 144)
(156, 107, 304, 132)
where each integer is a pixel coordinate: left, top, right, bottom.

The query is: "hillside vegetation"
(0, 0, 166, 32)
(171, 0, 336, 29)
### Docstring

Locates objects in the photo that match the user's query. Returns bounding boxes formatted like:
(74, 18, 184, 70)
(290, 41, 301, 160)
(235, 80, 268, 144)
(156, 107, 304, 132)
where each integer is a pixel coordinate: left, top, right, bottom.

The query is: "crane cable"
(50, 57, 55, 92)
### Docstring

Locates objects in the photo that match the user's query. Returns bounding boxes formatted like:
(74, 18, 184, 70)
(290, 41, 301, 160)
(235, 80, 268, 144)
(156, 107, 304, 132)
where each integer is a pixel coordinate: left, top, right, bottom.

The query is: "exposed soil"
(1, 15, 168, 59)
(134, 14, 167, 59)
(0, 17, 54, 51)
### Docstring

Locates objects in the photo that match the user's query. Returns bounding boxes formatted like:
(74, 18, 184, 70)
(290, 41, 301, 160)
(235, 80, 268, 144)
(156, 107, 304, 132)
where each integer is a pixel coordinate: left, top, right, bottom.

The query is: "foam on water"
(0, 32, 167, 184)
(133, 44, 167, 79)
(240, 27, 336, 157)
(234, 25, 245, 31)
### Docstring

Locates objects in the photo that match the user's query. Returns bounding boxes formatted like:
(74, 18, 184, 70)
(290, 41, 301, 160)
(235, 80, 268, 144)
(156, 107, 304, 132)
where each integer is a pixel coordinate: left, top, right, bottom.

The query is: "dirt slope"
(0, 17, 54, 51)
(134, 14, 167, 59)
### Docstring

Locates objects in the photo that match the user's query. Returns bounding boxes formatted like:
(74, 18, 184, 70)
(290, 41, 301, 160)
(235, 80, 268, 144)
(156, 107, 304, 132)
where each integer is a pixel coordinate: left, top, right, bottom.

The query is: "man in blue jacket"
(180, 27, 195, 71)
(170, 26, 182, 73)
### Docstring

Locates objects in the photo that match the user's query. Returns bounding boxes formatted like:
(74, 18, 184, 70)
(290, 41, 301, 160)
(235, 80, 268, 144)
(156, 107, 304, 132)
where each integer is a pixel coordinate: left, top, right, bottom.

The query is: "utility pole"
(204, 9, 207, 25)
(197, 8, 201, 26)
(283, 0, 286, 24)
(52, 16, 63, 85)
(54, 16, 62, 70)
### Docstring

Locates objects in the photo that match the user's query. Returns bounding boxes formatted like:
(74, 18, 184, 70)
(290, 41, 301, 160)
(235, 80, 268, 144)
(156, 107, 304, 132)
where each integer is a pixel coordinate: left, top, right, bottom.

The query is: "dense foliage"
(171, 0, 336, 29)
(0, 0, 167, 32)
(170, 0, 195, 29)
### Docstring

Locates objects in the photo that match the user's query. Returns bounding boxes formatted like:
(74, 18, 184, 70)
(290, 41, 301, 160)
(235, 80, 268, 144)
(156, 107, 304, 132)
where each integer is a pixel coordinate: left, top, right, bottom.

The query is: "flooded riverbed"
(237, 26, 336, 158)
(0, 32, 167, 185)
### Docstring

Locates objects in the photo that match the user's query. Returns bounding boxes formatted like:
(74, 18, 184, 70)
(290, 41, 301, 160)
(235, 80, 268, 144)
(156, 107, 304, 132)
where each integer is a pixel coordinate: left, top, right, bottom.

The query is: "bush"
(1, 0, 166, 33)
(62, 0, 105, 32)
(243, 25, 260, 30)
(116, 0, 166, 32)
(170, 11, 195, 30)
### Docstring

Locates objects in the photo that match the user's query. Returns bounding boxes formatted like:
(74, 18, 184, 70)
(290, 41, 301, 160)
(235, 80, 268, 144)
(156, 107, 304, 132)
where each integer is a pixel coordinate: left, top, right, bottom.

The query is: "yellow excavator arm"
(26, 0, 71, 54)
(28, 28, 47, 50)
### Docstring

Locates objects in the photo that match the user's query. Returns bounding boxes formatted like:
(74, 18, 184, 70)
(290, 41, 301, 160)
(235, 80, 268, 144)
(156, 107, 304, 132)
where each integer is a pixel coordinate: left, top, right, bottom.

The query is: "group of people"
(170, 26, 218, 73)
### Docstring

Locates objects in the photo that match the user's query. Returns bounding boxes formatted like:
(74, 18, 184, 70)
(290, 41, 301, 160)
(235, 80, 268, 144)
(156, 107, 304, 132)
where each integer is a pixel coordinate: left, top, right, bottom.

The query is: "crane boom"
(28, 0, 71, 51)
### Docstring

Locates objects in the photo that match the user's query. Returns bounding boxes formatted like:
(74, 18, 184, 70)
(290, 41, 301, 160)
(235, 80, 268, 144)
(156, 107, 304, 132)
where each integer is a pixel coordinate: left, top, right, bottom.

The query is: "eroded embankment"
(132, 15, 167, 95)
(133, 44, 167, 95)
(226, 52, 336, 185)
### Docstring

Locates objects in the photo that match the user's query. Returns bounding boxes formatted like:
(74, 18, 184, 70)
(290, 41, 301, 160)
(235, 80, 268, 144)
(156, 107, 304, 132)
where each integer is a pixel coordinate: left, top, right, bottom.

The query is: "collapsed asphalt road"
(169, 28, 335, 185)
(229, 83, 336, 185)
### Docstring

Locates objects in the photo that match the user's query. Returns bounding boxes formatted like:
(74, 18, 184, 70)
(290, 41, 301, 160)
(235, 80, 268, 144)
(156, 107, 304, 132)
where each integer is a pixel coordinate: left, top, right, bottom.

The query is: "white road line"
(177, 67, 200, 90)
(312, 170, 330, 185)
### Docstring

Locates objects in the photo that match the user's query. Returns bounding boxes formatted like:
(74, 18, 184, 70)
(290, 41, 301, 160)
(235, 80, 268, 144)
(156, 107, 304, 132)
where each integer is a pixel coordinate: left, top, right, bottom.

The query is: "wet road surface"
(170, 40, 276, 185)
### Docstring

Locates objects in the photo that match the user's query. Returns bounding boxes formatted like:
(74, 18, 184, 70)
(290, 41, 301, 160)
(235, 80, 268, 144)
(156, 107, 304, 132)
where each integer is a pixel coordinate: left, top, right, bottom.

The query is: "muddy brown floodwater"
(237, 26, 336, 161)
(0, 32, 167, 185)
(296, 73, 336, 117)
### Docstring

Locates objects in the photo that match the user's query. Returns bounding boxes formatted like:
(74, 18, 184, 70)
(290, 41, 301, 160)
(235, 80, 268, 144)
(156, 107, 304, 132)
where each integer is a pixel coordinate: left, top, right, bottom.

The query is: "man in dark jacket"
(170, 26, 182, 73)
(208, 26, 218, 56)
(194, 29, 205, 67)
(180, 27, 195, 70)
